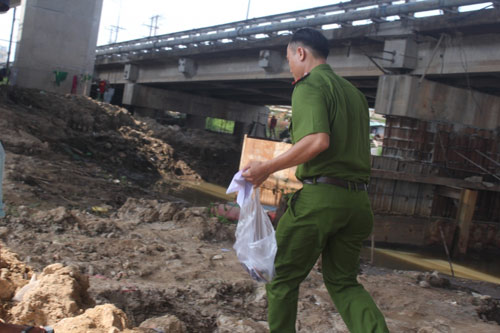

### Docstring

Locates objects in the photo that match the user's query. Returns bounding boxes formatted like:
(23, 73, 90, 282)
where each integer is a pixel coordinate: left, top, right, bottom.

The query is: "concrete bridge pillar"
(11, 0, 103, 95)
(233, 122, 250, 138)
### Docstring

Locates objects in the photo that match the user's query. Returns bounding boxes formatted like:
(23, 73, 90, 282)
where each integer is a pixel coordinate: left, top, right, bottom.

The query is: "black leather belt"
(302, 176, 368, 191)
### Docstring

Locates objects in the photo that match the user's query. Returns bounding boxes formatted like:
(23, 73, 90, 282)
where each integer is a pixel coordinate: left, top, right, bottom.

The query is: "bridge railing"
(96, 0, 494, 58)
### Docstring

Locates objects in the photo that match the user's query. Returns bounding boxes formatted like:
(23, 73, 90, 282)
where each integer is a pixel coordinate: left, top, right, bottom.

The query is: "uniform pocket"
(287, 189, 302, 217)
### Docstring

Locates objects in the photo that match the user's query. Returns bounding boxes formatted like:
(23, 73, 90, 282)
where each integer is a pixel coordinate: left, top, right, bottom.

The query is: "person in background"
(269, 115, 278, 139)
(103, 83, 115, 103)
(242, 28, 388, 332)
(97, 79, 107, 101)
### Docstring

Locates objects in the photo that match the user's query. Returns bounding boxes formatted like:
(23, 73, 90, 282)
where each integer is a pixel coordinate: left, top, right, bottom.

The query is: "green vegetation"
(205, 117, 235, 134)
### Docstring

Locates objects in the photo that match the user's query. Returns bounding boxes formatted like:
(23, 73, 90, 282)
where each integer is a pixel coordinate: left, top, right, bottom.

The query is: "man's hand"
(242, 161, 271, 187)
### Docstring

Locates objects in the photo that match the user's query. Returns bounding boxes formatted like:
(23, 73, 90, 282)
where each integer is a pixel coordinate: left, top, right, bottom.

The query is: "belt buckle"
(351, 181, 358, 191)
(304, 177, 317, 185)
(349, 181, 365, 191)
(303, 178, 313, 185)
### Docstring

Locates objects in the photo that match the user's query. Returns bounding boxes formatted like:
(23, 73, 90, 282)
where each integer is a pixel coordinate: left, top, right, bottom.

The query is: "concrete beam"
(375, 75, 500, 129)
(413, 33, 500, 76)
(96, 31, 500, 88)
(96, 43, 382, 85)
(123, 83, 268, 124)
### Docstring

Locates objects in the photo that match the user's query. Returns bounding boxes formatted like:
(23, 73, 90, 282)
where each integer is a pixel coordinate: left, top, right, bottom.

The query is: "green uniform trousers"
(266, 183, 389, 333)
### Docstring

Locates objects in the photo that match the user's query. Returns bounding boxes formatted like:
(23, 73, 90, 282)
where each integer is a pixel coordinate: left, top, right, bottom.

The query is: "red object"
(71, 75, 78, 94)
(98, 80, 106, 94)
(211, 204, 277, 223)
(213, 204, 240, 221)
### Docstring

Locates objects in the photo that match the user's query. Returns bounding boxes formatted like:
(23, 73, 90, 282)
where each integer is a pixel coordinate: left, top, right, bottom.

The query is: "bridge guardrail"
(95, 0, 494, 58)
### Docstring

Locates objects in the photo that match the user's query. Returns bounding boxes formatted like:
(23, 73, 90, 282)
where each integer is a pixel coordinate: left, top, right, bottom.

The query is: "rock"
(0, 275, 16, 300)
(10, 264, 94, 325)
(196, 217, 236, 242)
(139, 314, 187, 333)
(0, 227, 9, 238)
(419, 280, 430, 288)
(117, 198, 182, 224)
(0, 246, 31, 301)
(252, 285, 267, 308)
(169, 125, 181, 132)
(216, 315, 268, 333)
(417, 324, 451, 333)
(31, 207, 82, 230)
(416, 271, 450, 289)
(157, 202, 182, 221)
(53, 304, 131, 333)
(189, 207, 208, 216)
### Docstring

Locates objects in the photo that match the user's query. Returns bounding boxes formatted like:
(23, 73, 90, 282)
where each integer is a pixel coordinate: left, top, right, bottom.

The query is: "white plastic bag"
(233, 188, 277, 283)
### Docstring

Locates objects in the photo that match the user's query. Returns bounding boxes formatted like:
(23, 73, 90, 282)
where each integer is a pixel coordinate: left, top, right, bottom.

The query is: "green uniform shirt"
(291, 64, 370, 183)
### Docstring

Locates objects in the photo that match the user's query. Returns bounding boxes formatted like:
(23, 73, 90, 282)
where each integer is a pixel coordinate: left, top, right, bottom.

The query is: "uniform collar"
(292, 72, 310, 86)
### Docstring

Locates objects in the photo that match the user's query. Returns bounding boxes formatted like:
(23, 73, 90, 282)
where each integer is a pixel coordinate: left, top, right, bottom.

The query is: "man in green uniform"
(242, 28, 389, 332)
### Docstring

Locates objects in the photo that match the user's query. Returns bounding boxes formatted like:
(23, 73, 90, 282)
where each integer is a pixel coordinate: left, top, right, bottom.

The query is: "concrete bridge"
(94, 0, 500, 133)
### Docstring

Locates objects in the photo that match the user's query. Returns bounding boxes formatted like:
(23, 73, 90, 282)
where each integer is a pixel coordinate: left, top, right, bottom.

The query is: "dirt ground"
(0, 86, 499, 332)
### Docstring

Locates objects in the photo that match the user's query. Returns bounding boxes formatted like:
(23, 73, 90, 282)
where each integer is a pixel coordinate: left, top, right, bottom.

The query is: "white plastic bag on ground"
(233, 188, 277, 283)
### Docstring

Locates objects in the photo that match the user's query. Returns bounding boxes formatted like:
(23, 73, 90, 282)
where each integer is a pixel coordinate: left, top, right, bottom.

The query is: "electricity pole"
(144, 15, 161, 37)
(107, 25, 125, 44)
(6, 7, 16, 85)
(246, 0, 251, 19)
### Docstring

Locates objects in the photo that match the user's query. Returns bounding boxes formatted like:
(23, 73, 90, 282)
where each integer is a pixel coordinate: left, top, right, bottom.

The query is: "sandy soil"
(0, 86, 499, 332)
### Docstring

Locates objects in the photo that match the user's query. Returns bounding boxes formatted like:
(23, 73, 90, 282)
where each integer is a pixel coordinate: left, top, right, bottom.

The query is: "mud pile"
(0, 86, 239, 211)
(1, 87, 500, 332)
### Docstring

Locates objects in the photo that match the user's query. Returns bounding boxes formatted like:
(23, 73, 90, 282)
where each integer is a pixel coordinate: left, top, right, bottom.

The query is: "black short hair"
(289, 28, 329, 59)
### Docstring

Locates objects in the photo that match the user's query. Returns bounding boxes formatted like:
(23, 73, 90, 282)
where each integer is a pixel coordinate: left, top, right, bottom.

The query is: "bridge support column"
(373, 75, 500, 254)
(12, 0, 102, 95)
(123, 83, 269, 139)
(233, 121, 249, 138)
